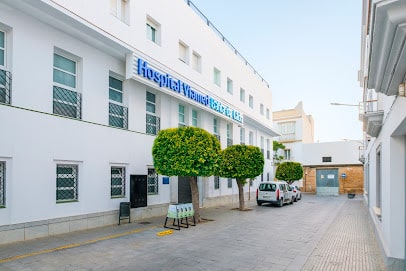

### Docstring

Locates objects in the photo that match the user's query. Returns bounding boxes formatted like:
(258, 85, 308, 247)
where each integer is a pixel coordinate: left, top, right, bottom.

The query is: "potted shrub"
(347, 190, 356, 199)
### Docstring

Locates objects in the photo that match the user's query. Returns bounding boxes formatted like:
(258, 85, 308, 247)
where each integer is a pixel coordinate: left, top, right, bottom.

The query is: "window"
(192, 51, 201, 73)
(192, 109, 198, 127)
(0, 30, 11, 105)
(111, 166, 125, 197)
(227, 178, 233, 188)
(322, 156, 332, 162)
(266, 139, 271, 159)
(266, 108, 270, 120)
(0, 162, 5, 206)
(285, 149, 291, 160)
(240, 127, 245, 144)
(53, 53, 81, 119)
(109, 76, 128, 129)
(260, 136, 264, 155)
(213, 67, 221, 87)
(227, 78, 233, 94)
(146, 16, 160, 45)
(249, 131, 254, 145)
(146, 91, 160, 135)
(178, 104, 186, 127)
(178, 41, 189, 64)
(213, 118, 220, 141)
(110, 0, 129, 23)
(148, 168, 158, 195)
(249, 95, 253, 109)
(260, 104, 264, 115)
(56, 164, 78, 202)
(240, 88, 245, 103)
(278, 122, 296, 141)
(227, 123, 233, 146)
(214, 176, 220, 190)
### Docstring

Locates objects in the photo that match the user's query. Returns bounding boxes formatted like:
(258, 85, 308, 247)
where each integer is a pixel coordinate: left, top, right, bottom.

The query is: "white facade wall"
(0, 0, 277, 243)
(302, 141, 362, 166)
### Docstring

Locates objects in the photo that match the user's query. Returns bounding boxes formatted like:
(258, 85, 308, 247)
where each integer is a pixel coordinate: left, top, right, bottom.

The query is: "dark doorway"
(178, 176, 192, 203)
(130, 175, 147, 208)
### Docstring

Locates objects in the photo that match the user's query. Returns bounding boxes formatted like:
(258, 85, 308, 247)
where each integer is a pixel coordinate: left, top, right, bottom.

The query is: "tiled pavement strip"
(0, 195, 386, 271)
(302, 198, 386, 271)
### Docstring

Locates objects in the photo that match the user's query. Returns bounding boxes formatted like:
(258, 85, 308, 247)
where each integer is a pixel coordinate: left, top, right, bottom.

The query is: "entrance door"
(316, 169, 339, 196)
(130, 175, 147, 208)
(178, 176, 192, 203)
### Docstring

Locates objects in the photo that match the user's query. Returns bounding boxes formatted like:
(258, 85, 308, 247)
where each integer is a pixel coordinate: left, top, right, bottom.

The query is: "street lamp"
(330, 102, 359, 107)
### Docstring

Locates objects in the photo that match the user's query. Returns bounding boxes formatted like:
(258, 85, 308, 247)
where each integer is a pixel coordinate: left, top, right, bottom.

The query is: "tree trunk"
(189, 176, 201, 223)
(236, 179, 245, 211)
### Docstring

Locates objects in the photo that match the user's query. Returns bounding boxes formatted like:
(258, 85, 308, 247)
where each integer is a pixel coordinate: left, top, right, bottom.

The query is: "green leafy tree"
(218, 145, 264, 211)
(152, 127, 221, 222)
(275, 161, 303, 184)
(273, 141, 286, 166)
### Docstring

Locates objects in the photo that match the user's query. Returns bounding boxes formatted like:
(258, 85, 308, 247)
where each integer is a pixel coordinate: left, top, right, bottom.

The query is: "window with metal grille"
(227, 178, 232, 188)
(53, 53, 81, 119)
(56, 164, 78, 202)
(147, 168, 158, 195)
(322, 156, 332, 162)
(109, 76, 128, 129)
(214, 176, 220, 190)
(0, 162, 5, 206)
(0, 30, 11, 105)
(111, 166, 125, 197)
(146, 91, 160, 134)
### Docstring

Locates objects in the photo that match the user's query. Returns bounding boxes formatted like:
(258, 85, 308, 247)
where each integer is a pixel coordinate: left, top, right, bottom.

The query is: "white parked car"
(256, 181, 294, 207)
(290, 185, 302, 201)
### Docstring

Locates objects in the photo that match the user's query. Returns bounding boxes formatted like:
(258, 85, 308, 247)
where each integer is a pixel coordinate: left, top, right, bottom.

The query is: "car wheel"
(290, 197, 294, 204)
(294, 196, 297, 202)
(257, 200, 262, 206)
(278, 199, 283, 207)
(299, 194, 302, 200)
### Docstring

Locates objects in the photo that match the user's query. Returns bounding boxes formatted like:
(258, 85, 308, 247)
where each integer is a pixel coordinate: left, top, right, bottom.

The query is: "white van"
(256, 181, 294, 207)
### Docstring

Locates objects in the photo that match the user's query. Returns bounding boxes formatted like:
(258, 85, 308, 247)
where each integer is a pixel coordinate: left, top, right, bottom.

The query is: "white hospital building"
(0, 0, 279, 244)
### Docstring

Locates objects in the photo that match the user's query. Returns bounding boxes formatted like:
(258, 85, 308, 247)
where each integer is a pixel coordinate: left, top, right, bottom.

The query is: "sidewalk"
(302, 197, 386, 271)
(0, 195, 386, 271)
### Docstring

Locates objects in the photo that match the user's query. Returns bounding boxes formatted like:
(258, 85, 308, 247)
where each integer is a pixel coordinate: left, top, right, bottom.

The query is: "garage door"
(316, 169, 339, 196)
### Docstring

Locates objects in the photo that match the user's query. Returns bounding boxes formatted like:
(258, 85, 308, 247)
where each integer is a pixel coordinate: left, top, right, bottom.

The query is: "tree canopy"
(152, 126, 221, 222)
(275, 161, 303, 183)
(218, 144, 264, 210)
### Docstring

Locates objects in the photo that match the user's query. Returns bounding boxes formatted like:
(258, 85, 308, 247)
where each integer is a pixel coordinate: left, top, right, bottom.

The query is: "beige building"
(273, 101, 314, 163)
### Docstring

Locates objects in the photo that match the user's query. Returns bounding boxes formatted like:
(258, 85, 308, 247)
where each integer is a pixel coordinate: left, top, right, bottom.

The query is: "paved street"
(0, 194, 385, 271)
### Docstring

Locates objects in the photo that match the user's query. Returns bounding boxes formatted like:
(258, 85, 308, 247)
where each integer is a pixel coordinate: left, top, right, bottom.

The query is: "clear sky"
(190, 0, 363, 142)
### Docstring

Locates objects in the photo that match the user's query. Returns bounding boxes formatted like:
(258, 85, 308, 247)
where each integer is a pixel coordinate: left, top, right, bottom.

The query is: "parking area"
(0, 194, 385, 271)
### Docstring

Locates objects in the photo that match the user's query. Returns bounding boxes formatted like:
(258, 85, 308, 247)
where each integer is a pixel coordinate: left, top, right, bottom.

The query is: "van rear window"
(259, 183, 276, 192)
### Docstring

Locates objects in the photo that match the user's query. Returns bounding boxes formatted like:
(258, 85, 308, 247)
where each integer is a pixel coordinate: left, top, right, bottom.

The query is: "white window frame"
(192, 109, 198, 127)
(266, 108, 270, 119)
(0, 161, 5, 206)
(240, 127, 245, 144)
(240, 88, 245, 103)
(147, 168, 159, 195)
(0, 30, 5, 69)
(110, 0, 129, 24)
(249, 95, 254, 109)
(227, 78, 233, 94)
(192, 51, 201, 73)
(178, 104, 186, 127)
(56, 163, 79, 202)
(146, 16, 160, 45)
(53, 51, 81, 119)
(111, 166, 126, 198)
(260, 104, 264, 115)
(249, 131, 254, 145)
(109, 75, 127, 129)
(178, 41, 189, 64)
(213, 67, 221, 87)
